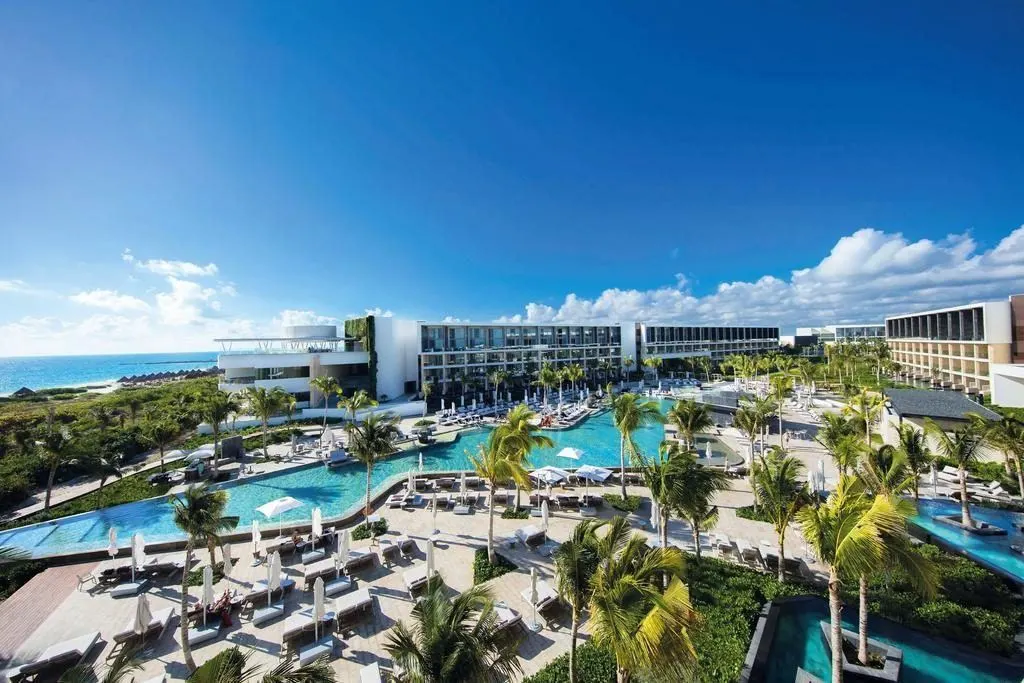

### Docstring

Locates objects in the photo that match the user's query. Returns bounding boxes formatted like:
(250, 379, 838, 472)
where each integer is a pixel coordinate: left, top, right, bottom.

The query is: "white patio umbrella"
(250, 520, 262, 566)
(461, 395, 465, 408)
(312, 507, 323, 550)
(332, 549, 345, 579)
(131, 532, 146, 584)
(431, 492, 439, 533)
(931, 465, 938, 497)
(107, 528, 118, 559)
(541, 499, 550, 533)
(133, 594, 153, 636)
(321, 428, 336, 448)
(556, 447, 583, 461)
(408, 469, 416, 494)
(186, 450, 214, 462)
(266, 551, 282, 607)
(651, 500, 661, 535)
(472, 398, 477, 411)
(529, 567, 540, 631)
(440, 398, 445, 412)
(201, 565, 214, 626)
(818, 460, 826, 492)
(419, 451, 424, 472)
(705, 441, 713, 459)
(257, 496, 304, 536)
(338, 529, 350, 570)
(531, 466, 570, 485)
(575, 464, 612, 482)
(222, 543, 233, 578)
(460, 471, 467, 503)
(164, 449, 185, 461)
(313, 576, 326, 639)
(426, 536, 435, 580)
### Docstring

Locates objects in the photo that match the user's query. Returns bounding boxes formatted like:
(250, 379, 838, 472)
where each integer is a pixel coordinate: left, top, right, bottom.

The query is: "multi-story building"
(795, 324, 885, 344)
(885, 300, 1014, 400)
(416, 322, 635, 396)
(636, 324, 779, 370)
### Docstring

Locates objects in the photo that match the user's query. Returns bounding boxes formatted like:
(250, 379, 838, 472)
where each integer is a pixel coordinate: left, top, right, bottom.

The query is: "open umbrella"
(556, 447, 583, 461)
(531, 466, 570, 485)
(313, 576, 325, 639)
(574, 465, 612, 482)
(311, 507, 323, 550)
(201, 565, 214, 626)
(107, 528, 118, 559)
(250, 520, 262, 566)
(133, 594, 153, 636)
(222, 543, 233, 578)
(131, 532, 146, 584)
(266, 551, 282, 607)
(256, 496, 303, 536)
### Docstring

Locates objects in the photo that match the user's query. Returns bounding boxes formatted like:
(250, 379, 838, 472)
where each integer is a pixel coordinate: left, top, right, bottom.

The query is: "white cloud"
(69, 289, 150, 312)
(0, 279, 29, 293)
(123, 248, 218, 277)
(362, 308, 394, 317)
(155, 277, 222, 325)
(498, 224, 1024, 328)
(272, 309, 339, 329)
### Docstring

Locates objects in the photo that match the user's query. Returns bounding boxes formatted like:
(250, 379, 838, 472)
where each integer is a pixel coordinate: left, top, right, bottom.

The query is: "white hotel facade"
(216, 317, 781, 409)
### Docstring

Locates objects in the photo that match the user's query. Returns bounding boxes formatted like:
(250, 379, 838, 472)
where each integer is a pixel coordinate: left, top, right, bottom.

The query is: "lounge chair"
(335, 588, 373, 623)
(489, 604, 521, 633)
(520, 580, 559, 612)
(394, 535, 415, 558)
(453, 502, 471, 515)
(402, 565, 438, 595)
(76, 572, 97, 592)
(186, 622, 220, 647)
(110, 577, 149, 598)
(109, 606, 176, 657)
(344, 548, 375, 573)
(264, 538, 296, 555)
(282, 608, 334, 644)
(514, 525, 546, 547)
(736, 540, 765, 569)
(378, 540, 401, 566)
(143, 557, 188, 579)
(243, 577, 297, 604)
(555, 494, 580, 509)
(303, 558, 338, 589)
(10, 631, 101, 682)
(359, 662, 384, 683)
(298, 636, 334, 666)
(716, 535, 734, 556)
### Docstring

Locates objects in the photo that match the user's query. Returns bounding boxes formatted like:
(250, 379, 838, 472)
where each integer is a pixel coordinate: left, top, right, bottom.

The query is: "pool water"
(910, 498, 1024, 583)
(765, 599, 1022, 683)
(0, 403, 738, 558)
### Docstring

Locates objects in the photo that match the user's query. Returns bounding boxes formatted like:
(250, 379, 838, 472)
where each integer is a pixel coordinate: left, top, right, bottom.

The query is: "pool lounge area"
(0, 403, 743, 559)
(910, 498, 1024, 586)
(746, 597, 1024, 683)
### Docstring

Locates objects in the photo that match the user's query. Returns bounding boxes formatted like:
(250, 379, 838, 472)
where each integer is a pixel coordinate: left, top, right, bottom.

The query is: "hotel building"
(636, 323, 780, 365)
(884, 297, 1022, 402)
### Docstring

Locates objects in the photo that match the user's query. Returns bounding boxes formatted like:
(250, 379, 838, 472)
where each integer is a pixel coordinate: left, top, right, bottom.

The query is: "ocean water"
(0, 352, 219, 395)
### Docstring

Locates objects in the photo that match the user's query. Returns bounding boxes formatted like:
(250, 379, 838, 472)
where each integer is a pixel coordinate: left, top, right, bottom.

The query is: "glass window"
(610, 327, 621, 344)
(469, 327, 485, 349)
(540, 327, 555, 346)
(488, 327, 505, 348)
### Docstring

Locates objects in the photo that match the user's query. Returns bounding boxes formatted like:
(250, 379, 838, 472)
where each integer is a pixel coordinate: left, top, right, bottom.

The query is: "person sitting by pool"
(211, 589, 234, 626)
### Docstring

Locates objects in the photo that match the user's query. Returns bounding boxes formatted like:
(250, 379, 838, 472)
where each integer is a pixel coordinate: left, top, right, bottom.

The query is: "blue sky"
(1, 2, 1023, 355)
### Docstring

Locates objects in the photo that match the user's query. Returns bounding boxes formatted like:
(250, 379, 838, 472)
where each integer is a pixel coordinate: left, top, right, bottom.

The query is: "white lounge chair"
(11, 631, 101, 681)
(303, 558, 338, 588)
(344, 548, 375, 573)
(394, 535, 415, 558)
(110, 606, 175, 654)
(489, 604, 522, 633)
(335, 588, 373, 622)
(298, 636, 334, 666)
(186, 622, 220, 647)
(402, 565, 439, 595)
(520, 580, 559, 612)
(359, 662, 384, 683)
(514, 524, 546, 546)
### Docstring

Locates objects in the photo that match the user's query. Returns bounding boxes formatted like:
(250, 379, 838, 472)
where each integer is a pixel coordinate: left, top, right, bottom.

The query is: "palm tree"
(747, 395, 776, 454)
(39, 422, 74, 512)
(672, 449, 731, 560)
(895, 424, 933, 501)
(281, 393, 297, 423)
(798, 476, 907, 683)
(59, 644, 141, 683)
(828, 433, 867, 477)
(169, 484, 239, 673)
(385, 580, 522, 683)
(553, 520, 604, 683)
(241, 387, 287, 459)
(345, 412, 402, 515)
(421, 381, 434, 416)
(469, 430, 531, 564)
(769, 374, 793, 446)
(497, 404, 553, 510)
(610, 393, 665, 499)
(90, 406, 117, 435)
(924, 416, 988, 527)
(588, 516, 697, 683)
(197, 391, 240, 475)
(145, 419, 179, 472)
(753, 447, 808, 582)
(90, 446, 123, 494)
(988, 418, 1024, 502)
(565, 363, 585, 394)
(843, 389, 884, 446)
(341, 388, 378, 424)
(309, 375, 340, 436)
(641, 444, 689, 551)
(186, 645, 335, 683)
(534, 363, 560, 406)
(665, 399, 713, 450)
(489, 368, 509, 401)
(622, 355, 635, 381)
(732, 405, 765, 511)
(642, 356, 662, 383)
(697, 355, 713, 382)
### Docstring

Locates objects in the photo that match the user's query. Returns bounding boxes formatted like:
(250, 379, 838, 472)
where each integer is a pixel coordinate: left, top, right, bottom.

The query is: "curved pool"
(0, 404, 739, 558)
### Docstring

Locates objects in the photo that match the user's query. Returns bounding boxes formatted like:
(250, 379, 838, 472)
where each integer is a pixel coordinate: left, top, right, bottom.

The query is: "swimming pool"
(0, 403, 739, 558)
(763, 598, 1023, 683)
(910, 498, 1024, 584)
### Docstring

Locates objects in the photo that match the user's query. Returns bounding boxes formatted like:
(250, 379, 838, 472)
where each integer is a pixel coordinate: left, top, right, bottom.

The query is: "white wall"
(983, 301, 1013, 344)
(372, 317, 420, 399)
(991, 363, 1024, 408)
(620, 322, 637, 367)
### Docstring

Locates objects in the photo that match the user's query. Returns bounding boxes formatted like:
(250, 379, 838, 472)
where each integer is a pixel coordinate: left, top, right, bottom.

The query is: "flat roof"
(884, 299, 1005, 321)
(213, 336, 347, 342)
(883, 388, 1000, 422)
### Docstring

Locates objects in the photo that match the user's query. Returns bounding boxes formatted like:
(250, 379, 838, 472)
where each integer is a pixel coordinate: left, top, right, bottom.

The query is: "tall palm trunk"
(1015, 456, 1024, 504)
(617, 664, 631, 683)
(568, 604, 580, 683)
(619, 434, 628, 499)
(777, 529, 786, 583)
(159, 445, 165, 473)
(180, 543, 197, 672)
(486, 485, 496, 564)
(828, 569, 843, 683)
(262, 417, 269, 459)
(365, 464, 374, 515)
(208, 537, 218, 568)
(44, 461, 58, 511)
(858, 574, 869, 665)
(691, 523, 702, 561)
(959, 468, 972, 527)
(778, 403, 784, 447)
(211, 427, 220, 475)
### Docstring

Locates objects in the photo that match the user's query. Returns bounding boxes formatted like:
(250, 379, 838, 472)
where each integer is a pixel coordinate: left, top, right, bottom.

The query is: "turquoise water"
(765, 599, 1022, 683)
(0, 352, 218, 395)
(910, 498, 1024, 583)
(0, 404, 737, 558)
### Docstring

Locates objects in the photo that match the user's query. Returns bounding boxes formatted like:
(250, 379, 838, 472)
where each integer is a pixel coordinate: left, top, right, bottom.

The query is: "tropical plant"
(696, 355, 713, 382)
(340, 388, 378, 424)
(58, 644, 142, 683)
(622, 355, 635, 380)
(186, 645, 335, 683)
(281, 393, 297, 423)
(241, 386, 288, 459)
(309, 375, 340, 435)
(496, 404, 553, 511)
(489, 369, 509, 399)
(588, 516, 698, 683)
(666, 399, 713, 450)
(610, 393, 664, 499)
(90, 406, 118, 435)
(469, 430, 531, 564)
(39, 421, 74, 512)
(895, 424, 933, 501)
(769, 374, 792, 446)
(145, 419, 180, 472)
(640, 444, 689, 552)
(196, 391, 240, 474)
(987, 418, 1024, 502)
(345, 412, 402, 515)
(798, 476, 909, 683)
(843, 389, 885, 446)
(752, 447, 808, 582)
(829, 434, 867, 478)
(384, 580, 523, 683)
(534, 363, 560, 406)
(732, 405, 765, 511)
(642, 356, 662, 382)
(565, 363, 585, 394)
(924, 416, 989, 527)
(89, 445, 124, 494)
(816, 413, 860, 473)
(169, 484, 239, 673)
(672, 449, 731, 560)
(553, 519, 605, 683)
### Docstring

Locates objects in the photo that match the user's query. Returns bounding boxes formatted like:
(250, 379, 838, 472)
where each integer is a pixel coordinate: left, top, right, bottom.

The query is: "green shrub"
(522, 641, 616, 683)
(601, 493, 642, 512)
(351, 519, 388, 540)
(735, 505, 772, 524)
(186, 561, 226, 587)
(0, 560, 48, 601)
(501, 508, 530, 520)
(472, 547, 517, 585)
